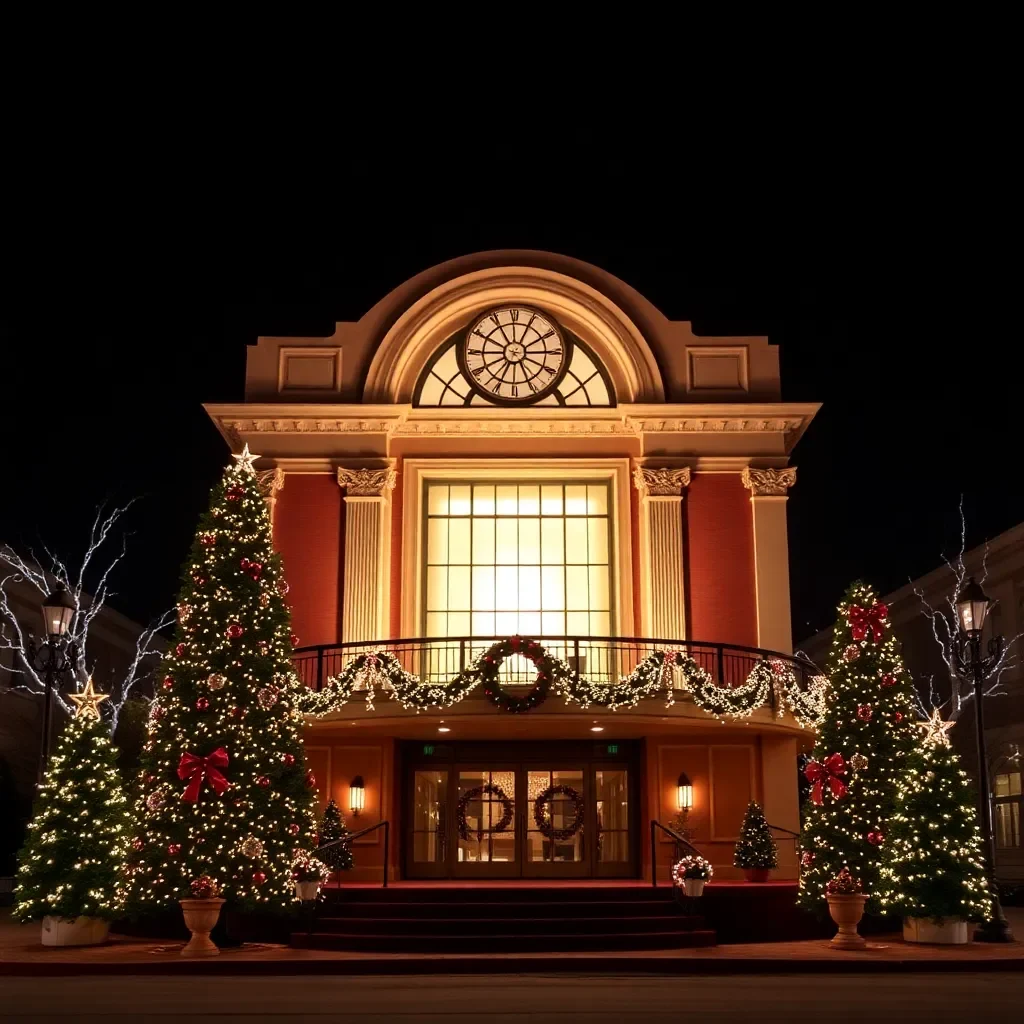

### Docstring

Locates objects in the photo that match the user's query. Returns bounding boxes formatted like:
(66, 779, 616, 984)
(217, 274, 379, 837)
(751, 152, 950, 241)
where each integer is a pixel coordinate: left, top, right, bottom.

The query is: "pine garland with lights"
(13, 700, 130, 923)
(797, 581, 916, 914)
(734, 800, 778, 870)
(877, 725, 992, 924)
(125, 446, 318, 913)
(317, 799, 353, 872)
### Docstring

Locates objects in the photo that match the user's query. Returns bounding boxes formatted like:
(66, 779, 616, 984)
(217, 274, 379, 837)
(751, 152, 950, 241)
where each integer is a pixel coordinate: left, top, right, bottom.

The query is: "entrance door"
(522, 768, 588, 878)
(454, 768, 519, 877)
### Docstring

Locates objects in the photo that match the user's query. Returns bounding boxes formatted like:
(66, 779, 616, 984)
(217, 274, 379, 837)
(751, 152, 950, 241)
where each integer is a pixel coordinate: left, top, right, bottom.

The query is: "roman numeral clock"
(458, 306, 571, 404)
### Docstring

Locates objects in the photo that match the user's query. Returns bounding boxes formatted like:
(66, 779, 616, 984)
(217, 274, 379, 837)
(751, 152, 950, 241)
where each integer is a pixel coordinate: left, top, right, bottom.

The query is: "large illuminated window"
(424, 482, 612, 640)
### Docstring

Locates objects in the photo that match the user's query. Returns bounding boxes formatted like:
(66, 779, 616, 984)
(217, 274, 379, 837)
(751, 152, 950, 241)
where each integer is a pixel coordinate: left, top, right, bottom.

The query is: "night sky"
(3, 198, 1017, 646)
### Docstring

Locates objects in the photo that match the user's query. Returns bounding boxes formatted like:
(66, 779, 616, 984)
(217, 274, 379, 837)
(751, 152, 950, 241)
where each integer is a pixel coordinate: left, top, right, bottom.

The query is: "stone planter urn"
(743, 868, 770, 883)
(682, 878, 706, 898)
(294, 880, 320, 901)
(41, 916, 110, 947)
(179, 898, 226, 957)
(826, 894, 868, 948)
(903, 917, 969, 945)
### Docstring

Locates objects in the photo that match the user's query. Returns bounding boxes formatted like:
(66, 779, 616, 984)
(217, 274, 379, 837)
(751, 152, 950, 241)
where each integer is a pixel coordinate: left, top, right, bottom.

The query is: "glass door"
(453, 768, 519, 877)
(407, 769, 449, 878)
(522, 768, 588, 878)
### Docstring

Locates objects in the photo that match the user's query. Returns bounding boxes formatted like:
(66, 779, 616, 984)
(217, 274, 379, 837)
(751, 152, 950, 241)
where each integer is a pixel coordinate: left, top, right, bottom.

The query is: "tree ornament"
(804, 753, 848, 805)
(880, 671, 897, 688)
(291, 634, 300, 647)
(256, 775, 271, 788)
(240, 836, 264, 858)
(190, 569, 207, 586)
(894, 711, 905, 724)
(856, 704, 873, 722)
(801, 850, 815, 868)
(190, 875, 220, 899)
(257, 687, 279, 710)
(259, 592, 270, 608)
(306, 770, 316, 788)
(276, 579, 290, 597)
(257, 641, 269, 656)
(847, 600, 888, 642)
(195, 697, 210, 712)
(207, 672, 227, 691)
(69, 677, 110, 721)
(168, 843, 182, 856)
(177, 602, 192, 624)
(146, 789, 166, 812)
(287, 823, 300, 836)
(922, 707, 955, 746)
(226, 622, 244, 640)
(867, 829, 885, 846)
(825, 867, 862, 895)
(281, 753, 295, 766)
(177, 748, 231, 802)
(251, 870, 267, 885)
(225, 485, 244, 502)
(148, 702, 165, 725)
(849, 752, 869, 773)
(232, 443, 260, 472)
(199, 532, 217, 547)
(175, 642, 187, 657)
(131, 837, 144, 852)
(229, 705, 246, 719)
(843, 644, 861, 662)
(162, 675, 174, 690)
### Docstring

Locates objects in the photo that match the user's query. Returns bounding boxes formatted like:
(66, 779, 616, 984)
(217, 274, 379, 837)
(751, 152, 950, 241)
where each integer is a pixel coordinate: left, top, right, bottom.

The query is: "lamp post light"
(954, 576, 1014, 942)
(26, 584, 77, 783)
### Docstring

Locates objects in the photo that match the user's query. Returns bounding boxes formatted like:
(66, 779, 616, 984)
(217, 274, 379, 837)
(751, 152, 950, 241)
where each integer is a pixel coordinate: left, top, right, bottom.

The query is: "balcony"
(291, 636, 825, 726)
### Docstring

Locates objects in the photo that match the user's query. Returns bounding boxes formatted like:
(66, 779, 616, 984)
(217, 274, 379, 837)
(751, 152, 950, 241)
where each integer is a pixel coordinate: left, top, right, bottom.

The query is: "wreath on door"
(533, 784, 585, 841)
(456, 783, 515, 842)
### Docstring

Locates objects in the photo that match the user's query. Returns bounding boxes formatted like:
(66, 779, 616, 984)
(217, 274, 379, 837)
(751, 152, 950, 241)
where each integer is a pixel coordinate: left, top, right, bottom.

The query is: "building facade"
(800, 523, 1024, 883)
(205, 251, 821, 883)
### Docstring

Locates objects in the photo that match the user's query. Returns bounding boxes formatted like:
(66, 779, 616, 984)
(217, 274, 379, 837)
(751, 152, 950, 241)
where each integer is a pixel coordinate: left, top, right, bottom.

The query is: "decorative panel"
(279, 347, 341, 392)
(686, 347, 748, 393)
(710, 746, 754, 841)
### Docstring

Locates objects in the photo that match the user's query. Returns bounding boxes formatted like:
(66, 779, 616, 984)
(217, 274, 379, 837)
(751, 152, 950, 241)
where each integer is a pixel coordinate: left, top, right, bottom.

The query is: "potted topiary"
(179, 875, 225, 957)
(671, 855, 714, 897)
(291, 849, 330, 902)
(825, 868, 868, 948)
(733, 801, 777, 882)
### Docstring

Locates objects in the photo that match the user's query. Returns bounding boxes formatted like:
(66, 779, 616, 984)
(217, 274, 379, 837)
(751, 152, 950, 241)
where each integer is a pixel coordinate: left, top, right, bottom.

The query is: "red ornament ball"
(856, 704, 873, 722)
(867, 830, 885, 846)
(252, 870, 267, 885)
(195, 697, 210, 711)
(276, 579, 290, 597)
(306, 770, 317, 788)
(162, 676, 174, 690)
(256, 775, 271, 788)
(800, 850, 815, 867)
(225, 485, 244, 502)
(131, 837, 144, 852)
(291, 633, 300, 647)
(226, 623, 244, 640)
(175, 643, 187, 657)
(281, 753, 295, 766)
(168, 843, 182, 856)
(200, 532, 217, 547)
(229, 705, 246, 719)
(880, 672, 897, 687)
(287, 823, 300, 836)
(843, 645, 860, 663)
(894, 711, 905, 724)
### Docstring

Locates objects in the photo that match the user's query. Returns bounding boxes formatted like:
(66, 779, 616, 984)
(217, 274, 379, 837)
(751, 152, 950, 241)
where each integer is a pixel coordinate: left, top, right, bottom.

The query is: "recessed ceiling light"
(438, 726, 451, 733)
(590, 725, 604, 733)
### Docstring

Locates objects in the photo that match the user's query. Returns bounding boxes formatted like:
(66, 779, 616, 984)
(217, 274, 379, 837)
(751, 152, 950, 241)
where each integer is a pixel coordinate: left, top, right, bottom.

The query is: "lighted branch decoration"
(297, 639, 827, 726)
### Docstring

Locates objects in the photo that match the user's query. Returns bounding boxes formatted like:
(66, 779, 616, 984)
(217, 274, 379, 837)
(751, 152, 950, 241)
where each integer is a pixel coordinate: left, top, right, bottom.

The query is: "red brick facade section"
(274, 474, 343, 648)
(684, 473, 758, 651)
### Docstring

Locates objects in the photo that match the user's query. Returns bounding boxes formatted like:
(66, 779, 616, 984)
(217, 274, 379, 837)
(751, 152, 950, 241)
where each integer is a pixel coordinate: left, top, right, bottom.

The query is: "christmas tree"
(318, 798, 354, 872)
(126, 445, 318, 912)
(798, 581, 916, 914)
(733, 801, 777, 870)
(877, 711, 992, 924)
(13, 681, 129, 923)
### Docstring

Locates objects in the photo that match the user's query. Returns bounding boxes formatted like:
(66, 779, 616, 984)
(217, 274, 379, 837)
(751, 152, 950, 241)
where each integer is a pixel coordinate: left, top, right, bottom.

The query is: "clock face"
(460, 306, 569, 403)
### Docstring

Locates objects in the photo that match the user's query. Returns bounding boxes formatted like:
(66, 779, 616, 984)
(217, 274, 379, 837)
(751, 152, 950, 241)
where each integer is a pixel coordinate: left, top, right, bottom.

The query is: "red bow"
(848, 602, 888, 642)
(804, 753, 847, 805)
(177, 747, 230, 803)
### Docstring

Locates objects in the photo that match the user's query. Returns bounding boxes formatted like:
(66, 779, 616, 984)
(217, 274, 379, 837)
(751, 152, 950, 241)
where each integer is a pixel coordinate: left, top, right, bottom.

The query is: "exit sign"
(606, 744, 619, 755)
(422, 744, 435, 755)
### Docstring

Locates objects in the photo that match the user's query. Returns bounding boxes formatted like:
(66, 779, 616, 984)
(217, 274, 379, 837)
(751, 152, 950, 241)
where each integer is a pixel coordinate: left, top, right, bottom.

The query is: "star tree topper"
(70, 677, 109, 720)
(232, 443, 260, 473)
(921, 707, 955, 746)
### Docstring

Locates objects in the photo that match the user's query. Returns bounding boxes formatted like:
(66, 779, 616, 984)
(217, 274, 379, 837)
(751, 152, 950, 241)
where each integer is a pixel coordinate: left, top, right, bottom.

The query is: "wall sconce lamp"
(349, 775, 365, 817)
(676, 771, 694, 813)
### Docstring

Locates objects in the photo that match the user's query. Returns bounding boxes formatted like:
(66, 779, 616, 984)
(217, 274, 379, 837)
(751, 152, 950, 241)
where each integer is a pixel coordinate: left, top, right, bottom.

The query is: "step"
(289, 930, 718, 953)
(318, 900, 685, 919)
(324, 886, 673, 904)
(309, 915, 706, 936)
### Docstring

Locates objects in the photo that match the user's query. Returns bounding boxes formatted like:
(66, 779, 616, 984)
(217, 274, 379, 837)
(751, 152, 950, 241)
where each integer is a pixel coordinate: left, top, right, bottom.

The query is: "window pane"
(587, 485, 608, 515)
(447, 567, 470, 611)
(496, 519, 518, 564)
(472, 611, 495, 635)
(541, 485, 563, 514)
(996, 802, 1021, 847)
(426, 567, 447, 611)
(472, 566, 495, 610)
(542, 611, 565, 635)
(541, 566, 565, 610)
(590, 611, 611, 636)
(541, 518, 564, 565)
(589, 566, 610, 610)
(496, 485, 518, 514)
(1011, 772, 1022, 797)
(519, 566, 541, 611)
(427, 519, 449, 564)
(565, 519, 588, 564)
(447, 611, 470, 636)
(495, 566, 518, 610)
(449, 485, 471, 515)
(996, 774, 1011, 798)
(519, 519, 540, 564)
(566, 566, 589, 609)
(565, 485, 587, 515)
(472, 518, 494, 564)
(425, 612, 447, 637)
(518, 486, 540, 514)
(427, 485, 449, 515)
(588, 519, 609, 564)
(473, 485, 495, 515)
(518, 611, 541, 636)
(495, 611, 519, 635)
(566, 610, 589, 634)
(448, 519, 471, 564)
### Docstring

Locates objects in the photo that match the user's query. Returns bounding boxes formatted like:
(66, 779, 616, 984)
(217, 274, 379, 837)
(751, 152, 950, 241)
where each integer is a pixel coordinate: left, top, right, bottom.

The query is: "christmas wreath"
(533, 784, 585, 841)
(456, 783, 514, 841)
(477, 636, 554, 713)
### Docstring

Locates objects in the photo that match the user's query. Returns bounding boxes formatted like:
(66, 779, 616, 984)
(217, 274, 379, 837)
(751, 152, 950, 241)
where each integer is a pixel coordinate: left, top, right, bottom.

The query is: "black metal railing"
(292, 635, 820, 713)
(316, 819, 390, 888)
(650, 819, 703, 889)
(768, 822, 801, 865)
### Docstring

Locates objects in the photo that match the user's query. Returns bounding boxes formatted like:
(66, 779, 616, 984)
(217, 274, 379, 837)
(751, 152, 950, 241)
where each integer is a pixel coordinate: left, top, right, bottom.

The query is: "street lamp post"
(25, 584, 77, 783)
(954, 577, 1014, 942)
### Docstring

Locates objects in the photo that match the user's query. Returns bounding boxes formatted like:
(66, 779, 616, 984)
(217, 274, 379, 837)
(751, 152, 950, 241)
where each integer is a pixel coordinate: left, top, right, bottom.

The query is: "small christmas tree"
(798, 581, 917, 914)
(126, 445, 319, 913)
(13, 681, 129, 924)
(877, 712, 992, 925)
(318, 799, 354, 872)
(734, 801, 777, 871)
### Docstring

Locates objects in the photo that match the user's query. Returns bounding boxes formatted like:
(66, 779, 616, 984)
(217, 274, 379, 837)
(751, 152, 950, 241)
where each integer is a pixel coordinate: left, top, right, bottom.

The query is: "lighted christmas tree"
(126, 445, 318, 912)
(877, 711, 992, 924)
(733, 801, 777, 871)
(318, 798, 354, 872)
(13, 681, 130, 923)
(797, 581, 916, 914)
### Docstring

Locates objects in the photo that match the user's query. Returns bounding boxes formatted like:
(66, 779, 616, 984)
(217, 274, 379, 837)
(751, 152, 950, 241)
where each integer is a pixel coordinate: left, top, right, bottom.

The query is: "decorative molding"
(633, 466, 692, 498)
(337, 467, 397, 498)
(256, 467, 285, 522)
(741, 466, 797, 496)
(633, 417, 804, 434)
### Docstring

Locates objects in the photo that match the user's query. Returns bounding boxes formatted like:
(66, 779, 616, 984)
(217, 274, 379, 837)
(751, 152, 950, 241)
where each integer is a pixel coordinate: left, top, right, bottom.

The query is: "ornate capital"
(337, 466, 397, 498)
(633, 466, 691, 497)
(741, 466, 797, 496)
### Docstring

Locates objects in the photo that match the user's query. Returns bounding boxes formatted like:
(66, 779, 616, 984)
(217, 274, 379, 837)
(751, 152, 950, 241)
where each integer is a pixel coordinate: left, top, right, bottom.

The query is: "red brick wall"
(274, 474, 343, 647)
(685, 473, 757, 648)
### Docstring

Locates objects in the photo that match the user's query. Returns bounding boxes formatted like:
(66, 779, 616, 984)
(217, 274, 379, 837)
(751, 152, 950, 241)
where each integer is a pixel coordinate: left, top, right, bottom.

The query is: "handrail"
(650, 819, 703, 889)
(316, 820, 390, 888)
(767, 822, 800, 839)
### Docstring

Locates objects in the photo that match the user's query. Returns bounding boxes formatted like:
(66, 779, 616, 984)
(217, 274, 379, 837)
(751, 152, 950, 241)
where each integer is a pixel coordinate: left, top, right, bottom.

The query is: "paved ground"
(1, 972, 1023, 1022)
